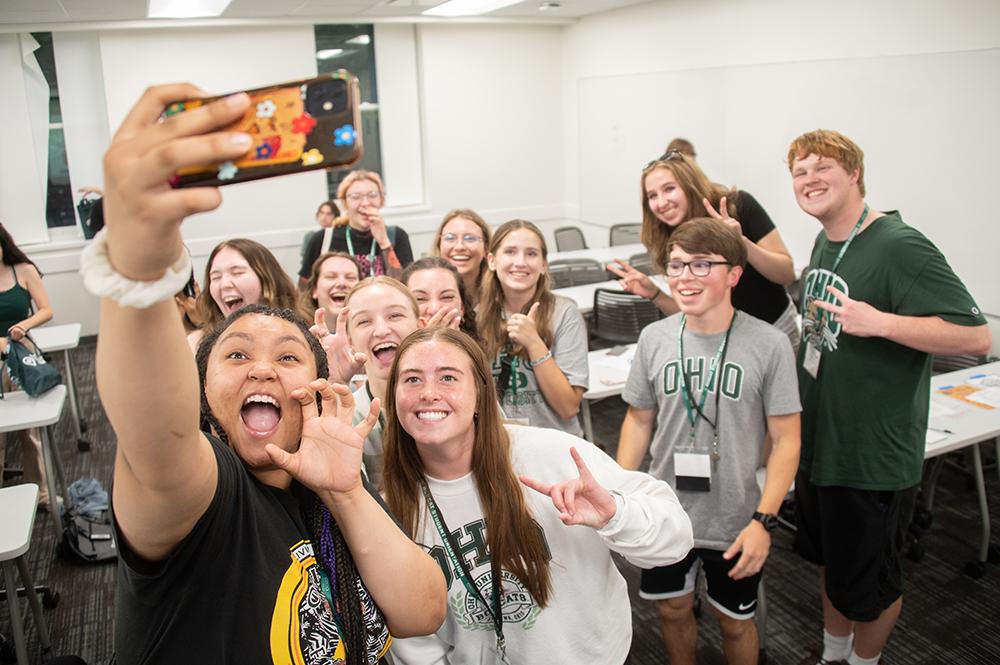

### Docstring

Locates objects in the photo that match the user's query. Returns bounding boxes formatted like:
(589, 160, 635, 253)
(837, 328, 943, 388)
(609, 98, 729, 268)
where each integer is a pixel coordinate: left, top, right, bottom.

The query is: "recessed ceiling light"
(538, 1, 561, 10)
(346, 35, 371, 45)
(148, 0, 233, 18)
(423, 0, 524, 18)
(317, 49, 344, 60)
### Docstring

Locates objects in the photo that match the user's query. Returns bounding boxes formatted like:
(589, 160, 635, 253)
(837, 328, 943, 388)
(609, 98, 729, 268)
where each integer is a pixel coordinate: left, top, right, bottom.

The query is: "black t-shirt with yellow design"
(114, 434, 392, 664)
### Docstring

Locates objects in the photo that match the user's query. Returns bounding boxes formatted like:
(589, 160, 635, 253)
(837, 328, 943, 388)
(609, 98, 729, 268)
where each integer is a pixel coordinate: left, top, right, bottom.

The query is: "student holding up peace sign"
(477, 220, 590, 436)
(609, 151, 800, 349)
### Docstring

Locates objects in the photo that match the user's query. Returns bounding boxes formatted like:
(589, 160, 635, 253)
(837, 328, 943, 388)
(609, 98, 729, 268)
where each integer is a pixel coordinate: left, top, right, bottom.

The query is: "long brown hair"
(195, 238, 300, 329)
(382, 327, 552, 607)
(477, 220, 555, 362)
(640, 155, 738, 272)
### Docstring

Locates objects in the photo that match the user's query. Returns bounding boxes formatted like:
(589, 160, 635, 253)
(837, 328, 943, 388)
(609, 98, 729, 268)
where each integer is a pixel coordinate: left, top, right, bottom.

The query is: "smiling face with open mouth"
(791, 153, 859, 223)
(395, 339, 478, 459)
(314, 255, 361, 320)
(667, 246, 741, 322)
(438, 215, 486, 281)
(208, 246, 264, 317)
(347, 282, 420, 381)
(204, 313, 316, 471)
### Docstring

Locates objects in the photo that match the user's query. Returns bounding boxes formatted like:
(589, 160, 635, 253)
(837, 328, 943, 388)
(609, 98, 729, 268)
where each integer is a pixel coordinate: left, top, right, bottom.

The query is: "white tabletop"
(554, 275, 670, 314)
(0, 483, 40, 560)
(549, 243, 647, 265)
(0, 384, 67, 433)
(583, 344, 636, 400)
(926, 360, 1000, 458)
(29, 323, 82, 352)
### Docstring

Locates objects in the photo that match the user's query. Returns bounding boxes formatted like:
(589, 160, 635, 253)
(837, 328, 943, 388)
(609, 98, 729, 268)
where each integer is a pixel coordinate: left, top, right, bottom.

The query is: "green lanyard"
(345, 227, 379, 277)
(810, 204, 869, 330)
(419, 480, 510, 664)
(677, 311, 735, 462)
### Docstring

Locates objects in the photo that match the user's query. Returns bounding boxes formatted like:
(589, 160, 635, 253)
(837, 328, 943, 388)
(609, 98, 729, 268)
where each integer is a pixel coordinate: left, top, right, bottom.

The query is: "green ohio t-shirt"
(797, 211, 986, 490)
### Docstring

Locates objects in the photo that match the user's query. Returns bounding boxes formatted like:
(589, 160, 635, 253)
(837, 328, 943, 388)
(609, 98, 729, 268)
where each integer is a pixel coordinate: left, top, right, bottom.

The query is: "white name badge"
(803, 342, 821, 379)
(675, 452, 711, 492)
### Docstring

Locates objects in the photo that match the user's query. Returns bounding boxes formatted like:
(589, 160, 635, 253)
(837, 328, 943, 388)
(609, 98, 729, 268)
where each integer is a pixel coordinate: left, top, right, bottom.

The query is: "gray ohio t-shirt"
(623, 312, 800, 549)
(493, 296, 590, 437)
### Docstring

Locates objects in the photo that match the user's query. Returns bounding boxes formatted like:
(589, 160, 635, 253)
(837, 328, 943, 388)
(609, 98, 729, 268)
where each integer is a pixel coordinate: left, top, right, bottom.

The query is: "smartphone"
(167, 71, 363, 188)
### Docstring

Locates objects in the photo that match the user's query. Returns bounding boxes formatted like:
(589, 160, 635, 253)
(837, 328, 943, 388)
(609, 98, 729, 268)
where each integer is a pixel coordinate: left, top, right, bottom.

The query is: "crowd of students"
(2, 82, 986, 665)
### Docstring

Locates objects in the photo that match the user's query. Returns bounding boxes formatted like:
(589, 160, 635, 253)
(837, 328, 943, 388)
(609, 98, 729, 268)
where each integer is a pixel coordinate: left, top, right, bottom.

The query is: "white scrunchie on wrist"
(80, 228, 192, 309)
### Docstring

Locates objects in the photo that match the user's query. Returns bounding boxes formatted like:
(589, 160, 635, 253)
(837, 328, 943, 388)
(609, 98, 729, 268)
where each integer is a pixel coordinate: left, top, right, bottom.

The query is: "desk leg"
(14, 557, 49, 649)
(581, 400, 593, 442)
(972, 443, 990, 565)
(40, 427, 63, 537)
(62, 349, 89, 450)
(2, 560, 29, 665)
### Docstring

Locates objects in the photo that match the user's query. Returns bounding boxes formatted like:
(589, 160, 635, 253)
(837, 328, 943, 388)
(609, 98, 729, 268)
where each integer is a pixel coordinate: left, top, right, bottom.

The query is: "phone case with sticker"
(167, 71, 362, 188)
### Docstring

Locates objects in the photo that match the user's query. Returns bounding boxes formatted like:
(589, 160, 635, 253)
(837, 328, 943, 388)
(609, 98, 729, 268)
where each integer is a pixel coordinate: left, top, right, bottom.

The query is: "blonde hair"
(334, 170, 386, 226)
(431, 209, 492, 291)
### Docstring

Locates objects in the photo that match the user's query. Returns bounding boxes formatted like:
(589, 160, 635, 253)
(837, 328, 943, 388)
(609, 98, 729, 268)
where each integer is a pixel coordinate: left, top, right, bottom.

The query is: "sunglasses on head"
(644, 149, 685, 170)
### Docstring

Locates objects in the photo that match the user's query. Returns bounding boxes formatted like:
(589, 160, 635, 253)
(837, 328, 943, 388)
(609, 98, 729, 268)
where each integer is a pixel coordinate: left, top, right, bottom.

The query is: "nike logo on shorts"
(738, 600, 757, 611)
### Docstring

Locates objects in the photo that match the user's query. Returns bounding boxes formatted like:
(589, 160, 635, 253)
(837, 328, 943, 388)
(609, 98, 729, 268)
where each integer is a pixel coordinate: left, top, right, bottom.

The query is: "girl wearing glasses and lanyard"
(383, 326, 693, 665)
(298, 170, 414, 286)
(477, 220, 590, 437)
(431, 209, 492, 307)
(609, 151, 800, 350)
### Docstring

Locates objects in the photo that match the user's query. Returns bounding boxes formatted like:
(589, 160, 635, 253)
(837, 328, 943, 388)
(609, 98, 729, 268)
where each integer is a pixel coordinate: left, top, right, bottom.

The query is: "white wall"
(561, 0, 1000, 318)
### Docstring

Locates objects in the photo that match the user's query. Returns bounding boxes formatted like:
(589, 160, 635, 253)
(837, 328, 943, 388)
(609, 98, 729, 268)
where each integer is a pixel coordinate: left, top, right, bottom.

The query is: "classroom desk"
(581, 353, 1000, 576)
(0, 385, 68, 535)
(30, 324, 89, 450)
(554, 275, 670, 314)
(549, 242, 647, 265)
(926, 361, 1000, 576)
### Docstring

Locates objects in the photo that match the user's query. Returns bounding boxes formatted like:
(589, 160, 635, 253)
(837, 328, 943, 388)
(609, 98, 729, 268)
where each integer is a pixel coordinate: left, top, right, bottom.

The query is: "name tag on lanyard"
(675, 451, 712, 492)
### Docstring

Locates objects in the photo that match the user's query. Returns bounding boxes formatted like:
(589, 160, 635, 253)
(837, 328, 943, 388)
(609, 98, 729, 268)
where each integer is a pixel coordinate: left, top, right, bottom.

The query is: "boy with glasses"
(618, 217, 801, 665)
(788, 129, 991, 665)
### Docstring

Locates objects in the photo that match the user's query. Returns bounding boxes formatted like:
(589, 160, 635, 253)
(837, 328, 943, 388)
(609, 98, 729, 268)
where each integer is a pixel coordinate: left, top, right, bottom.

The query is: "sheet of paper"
(925, 429, 950, 445)
(963, 386, 1000, 409)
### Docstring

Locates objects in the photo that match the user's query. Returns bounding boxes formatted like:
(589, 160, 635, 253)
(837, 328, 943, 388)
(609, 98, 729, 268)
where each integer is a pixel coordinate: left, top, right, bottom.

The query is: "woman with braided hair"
(88, 84, 445, 664)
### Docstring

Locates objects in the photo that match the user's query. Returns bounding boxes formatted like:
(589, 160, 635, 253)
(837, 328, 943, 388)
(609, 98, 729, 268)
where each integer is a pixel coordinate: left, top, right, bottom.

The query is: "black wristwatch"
(752, 511, 778, 532)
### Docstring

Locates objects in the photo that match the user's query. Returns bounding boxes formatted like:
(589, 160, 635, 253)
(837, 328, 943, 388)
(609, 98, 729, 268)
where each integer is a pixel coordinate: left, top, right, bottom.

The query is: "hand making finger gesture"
(265, 380, 379, 495)
(507, 302, 543, 349)
(520, 447, 618, 528)
(311, 307, 367, 384)
(702, 196, 743, 237)
(812, 286, 888, 338)
(607, 259, 659, 300)
(362, 204, 391, 249)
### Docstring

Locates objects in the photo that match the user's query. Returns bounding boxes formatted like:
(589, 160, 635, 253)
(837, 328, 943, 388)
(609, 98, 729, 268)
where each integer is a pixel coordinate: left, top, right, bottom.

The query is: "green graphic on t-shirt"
(662, 358, 745, 400)
(802, 268, 848, 351)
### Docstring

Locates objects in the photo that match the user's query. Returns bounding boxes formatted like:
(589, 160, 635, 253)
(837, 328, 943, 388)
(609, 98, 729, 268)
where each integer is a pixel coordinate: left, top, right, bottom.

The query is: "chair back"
(548, 258, 607, 289)
(590, 288, 663, 344)
(609, 223, 642, 247)
(931, 354, 993, 375)
(554, 227, 588, 252)
(628, 252, 655, 275)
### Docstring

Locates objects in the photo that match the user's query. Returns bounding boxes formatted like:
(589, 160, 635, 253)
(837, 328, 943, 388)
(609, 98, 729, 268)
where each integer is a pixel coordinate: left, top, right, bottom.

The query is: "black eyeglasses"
(666, 259, 730, 277)
(644, 149, 685, 170)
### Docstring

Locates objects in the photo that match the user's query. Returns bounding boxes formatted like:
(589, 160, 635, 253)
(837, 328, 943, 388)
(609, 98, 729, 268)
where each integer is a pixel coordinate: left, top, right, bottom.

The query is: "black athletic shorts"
(794, 471, 918, 622)
(639, 548, 762, 619)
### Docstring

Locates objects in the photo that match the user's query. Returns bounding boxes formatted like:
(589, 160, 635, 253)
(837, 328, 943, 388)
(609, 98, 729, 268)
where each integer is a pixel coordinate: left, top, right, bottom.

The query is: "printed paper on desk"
(964, 387, 1000, 409)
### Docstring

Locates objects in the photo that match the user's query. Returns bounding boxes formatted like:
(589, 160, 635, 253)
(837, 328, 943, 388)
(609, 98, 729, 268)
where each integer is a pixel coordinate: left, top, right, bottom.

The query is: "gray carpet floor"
(2, 338, 999, 664)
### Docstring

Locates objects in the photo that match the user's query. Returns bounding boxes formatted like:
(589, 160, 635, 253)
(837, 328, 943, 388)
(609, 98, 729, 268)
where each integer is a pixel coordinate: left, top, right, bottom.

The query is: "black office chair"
(553, 227, 588, 252)
(609, 223, 642, 247)
(548, 258, 607, 289)
(590, 288, 663, 344)
(628, 252, 655, 275)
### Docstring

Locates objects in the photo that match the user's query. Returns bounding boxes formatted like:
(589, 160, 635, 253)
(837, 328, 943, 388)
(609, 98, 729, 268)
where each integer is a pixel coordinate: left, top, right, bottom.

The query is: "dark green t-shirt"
(797, 211, 986, 490)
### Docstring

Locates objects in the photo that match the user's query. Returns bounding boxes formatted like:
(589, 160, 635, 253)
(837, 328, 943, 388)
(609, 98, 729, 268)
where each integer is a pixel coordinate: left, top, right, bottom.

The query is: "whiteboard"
(577, 48, 1000, 314)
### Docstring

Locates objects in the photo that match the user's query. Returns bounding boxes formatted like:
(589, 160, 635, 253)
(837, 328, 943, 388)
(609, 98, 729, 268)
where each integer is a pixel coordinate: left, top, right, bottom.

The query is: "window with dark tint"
(31, 32, 76, 229)
(314, 25, 383, 197)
